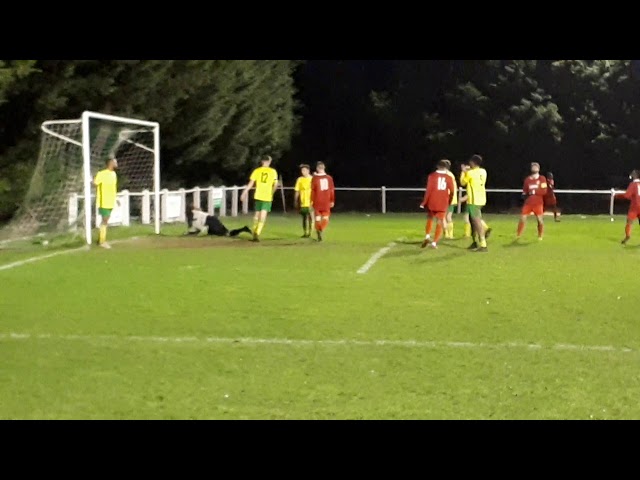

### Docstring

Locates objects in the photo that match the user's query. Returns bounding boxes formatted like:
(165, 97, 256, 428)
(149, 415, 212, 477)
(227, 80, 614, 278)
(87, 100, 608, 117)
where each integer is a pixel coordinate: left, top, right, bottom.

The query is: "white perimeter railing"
(68, 185, 627, 227)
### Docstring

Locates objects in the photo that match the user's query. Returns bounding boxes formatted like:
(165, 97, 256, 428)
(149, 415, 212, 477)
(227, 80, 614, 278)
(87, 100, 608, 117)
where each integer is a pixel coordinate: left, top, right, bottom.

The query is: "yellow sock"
(482, 220, 489, 230)
(252, 220, 259, 234)
(464, 223, 471, 237)
(448, 222, 454, 238)
(480, 237, 487, 248)
(99, 225, 107, 244)
(256, 221, 265, 236)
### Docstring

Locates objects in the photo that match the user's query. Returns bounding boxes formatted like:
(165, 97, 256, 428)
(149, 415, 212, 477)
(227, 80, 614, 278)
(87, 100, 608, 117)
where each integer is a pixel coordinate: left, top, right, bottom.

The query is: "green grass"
(2, 213, 640, 419)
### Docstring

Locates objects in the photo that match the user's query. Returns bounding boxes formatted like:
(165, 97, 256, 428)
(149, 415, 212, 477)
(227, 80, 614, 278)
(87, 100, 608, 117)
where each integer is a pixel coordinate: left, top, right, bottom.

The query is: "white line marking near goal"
(0, 236, 139, 272)
(357, 242, 397, 274)
(0, 246, 89, 272)
(0, 332, 635, 355)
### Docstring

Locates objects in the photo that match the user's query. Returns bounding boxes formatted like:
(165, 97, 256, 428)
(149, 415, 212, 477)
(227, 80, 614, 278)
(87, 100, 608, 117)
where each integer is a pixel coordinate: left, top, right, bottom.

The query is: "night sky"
(285, 60, 638, 191)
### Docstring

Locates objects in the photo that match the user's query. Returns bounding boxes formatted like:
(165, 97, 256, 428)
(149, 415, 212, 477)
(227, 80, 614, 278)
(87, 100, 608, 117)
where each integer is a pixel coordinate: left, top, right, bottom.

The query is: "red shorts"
(627, 210, 640, 221)
(428, 210, 446, 220)
(544, 195, 557, 207)
(315, 209, 331, 217)
(522, 203, 544, 216)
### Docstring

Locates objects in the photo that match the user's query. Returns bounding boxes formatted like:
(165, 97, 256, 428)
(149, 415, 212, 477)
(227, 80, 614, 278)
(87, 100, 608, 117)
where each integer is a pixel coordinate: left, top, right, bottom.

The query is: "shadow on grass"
(413, 251, 466, 264)
(502, 240, 530, 248)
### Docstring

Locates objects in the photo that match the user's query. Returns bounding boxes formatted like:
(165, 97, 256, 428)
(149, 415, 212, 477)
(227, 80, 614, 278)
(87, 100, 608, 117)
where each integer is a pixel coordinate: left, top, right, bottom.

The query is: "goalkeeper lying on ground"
(185, 203, 251, 237)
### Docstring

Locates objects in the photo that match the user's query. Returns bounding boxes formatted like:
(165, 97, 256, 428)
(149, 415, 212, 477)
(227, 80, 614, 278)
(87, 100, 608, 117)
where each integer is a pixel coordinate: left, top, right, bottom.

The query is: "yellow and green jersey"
(250, 166, 278, 202)
(460, 167, 487, 206)
(446, 170, 458, 205)
(294, 175, 312, 208)
(94, 169, 117, 209)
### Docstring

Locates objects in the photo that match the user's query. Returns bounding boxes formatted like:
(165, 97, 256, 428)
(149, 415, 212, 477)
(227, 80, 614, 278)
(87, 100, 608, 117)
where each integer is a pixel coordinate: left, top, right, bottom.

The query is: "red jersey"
(311, 173, 335, 210)
(523, 174, 548, 207)
(421, 170, 454, 213)
(615, 180, 640, 212)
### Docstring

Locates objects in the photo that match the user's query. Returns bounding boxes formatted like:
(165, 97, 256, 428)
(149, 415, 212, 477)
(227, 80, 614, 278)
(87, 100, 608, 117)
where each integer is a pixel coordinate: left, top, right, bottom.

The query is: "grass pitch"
(1, 213, 640, 419)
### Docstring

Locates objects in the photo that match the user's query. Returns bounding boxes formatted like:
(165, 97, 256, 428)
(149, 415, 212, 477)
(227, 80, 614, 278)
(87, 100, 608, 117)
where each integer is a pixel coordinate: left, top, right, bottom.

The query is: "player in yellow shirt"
(442, 160, 457, 239)
(92, 158, 118, 249)
(460, 154, 489, 252)
(294, 164, 313, 238)
(240, 155, 278, 242)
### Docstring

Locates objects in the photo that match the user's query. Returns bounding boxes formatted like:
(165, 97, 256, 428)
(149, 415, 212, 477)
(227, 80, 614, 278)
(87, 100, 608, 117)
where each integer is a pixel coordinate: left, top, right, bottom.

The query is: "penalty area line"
(357, 242, 397, 274)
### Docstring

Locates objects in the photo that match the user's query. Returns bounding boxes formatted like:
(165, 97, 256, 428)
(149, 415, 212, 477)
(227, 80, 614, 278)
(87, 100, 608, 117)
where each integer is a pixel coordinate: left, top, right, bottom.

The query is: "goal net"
(0, 111, 160, 246)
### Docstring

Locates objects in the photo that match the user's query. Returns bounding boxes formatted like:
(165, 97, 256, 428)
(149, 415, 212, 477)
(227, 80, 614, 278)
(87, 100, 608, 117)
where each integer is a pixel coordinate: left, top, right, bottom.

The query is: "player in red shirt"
(516, 162, 548, 241)
(310, 161, 335, 242)
(615, 169, 640, 245)
(420, 159, 455, 249)
(544, 172, 560, 222)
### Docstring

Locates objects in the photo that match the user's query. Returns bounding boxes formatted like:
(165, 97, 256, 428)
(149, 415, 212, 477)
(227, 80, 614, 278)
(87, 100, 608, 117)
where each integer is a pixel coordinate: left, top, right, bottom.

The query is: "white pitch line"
(0, 236, 139, 272)
(0, 332, 635, 355)
(0, 246, 89, 272)
(357, 242, 397, 274)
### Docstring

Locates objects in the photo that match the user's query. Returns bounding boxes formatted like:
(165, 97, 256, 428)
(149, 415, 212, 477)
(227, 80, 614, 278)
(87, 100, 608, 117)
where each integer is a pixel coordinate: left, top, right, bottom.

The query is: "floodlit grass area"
(2, 213, 640, 419)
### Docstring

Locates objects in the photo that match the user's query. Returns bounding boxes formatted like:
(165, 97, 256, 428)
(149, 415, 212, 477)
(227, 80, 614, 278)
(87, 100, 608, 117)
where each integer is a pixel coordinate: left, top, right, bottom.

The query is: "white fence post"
(610, 188, 616, 217)
(193, 186, 200, 209)
(161, 189, 169, 223)
(242, 185, 249, 215)
(232, 186, 239, 217)
(142, 189, 151, 224)
(178, 188, 186, 222)
(220, 186, 227, 217)
(68, 193, 78, 228)
(207, 186, 215, 215)
(381, 186, 386, 214)
(121, 190, 130, 226)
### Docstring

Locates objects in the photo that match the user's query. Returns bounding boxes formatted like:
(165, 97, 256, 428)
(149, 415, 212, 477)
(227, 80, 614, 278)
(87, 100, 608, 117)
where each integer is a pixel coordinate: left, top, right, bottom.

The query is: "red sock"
(315, 220, 322, 231)
(537, 222, 544, 237)
(625, 224, 632, 237)
(517, 221, 525, 237)
(425, 218, 433, 236)
(434, 223, 443, 243)
(321, 218, 329, 231)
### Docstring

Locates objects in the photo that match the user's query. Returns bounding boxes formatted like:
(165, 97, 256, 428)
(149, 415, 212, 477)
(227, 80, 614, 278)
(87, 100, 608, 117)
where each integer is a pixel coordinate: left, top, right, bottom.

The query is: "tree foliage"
(0, 60, 299, 220)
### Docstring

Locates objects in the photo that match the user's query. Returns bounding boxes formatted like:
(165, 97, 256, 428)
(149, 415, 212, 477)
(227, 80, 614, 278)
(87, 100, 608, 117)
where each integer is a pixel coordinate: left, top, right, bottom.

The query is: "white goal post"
(80, 111, 160, 244)
(2, 111, 160, 246)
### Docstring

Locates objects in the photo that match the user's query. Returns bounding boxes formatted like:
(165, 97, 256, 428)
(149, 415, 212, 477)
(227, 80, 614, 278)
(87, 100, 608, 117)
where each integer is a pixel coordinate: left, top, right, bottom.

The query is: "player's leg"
(229, 226, 251, 237)
(422, 212, 434, 247)
(251, 203, 261, 238)
(466, 206, 483, 250)
(255, 208, 269, 239)
(445, 206, 454, 239)
(516, 206, 529, 239)
(474, 208, 488, 252)
(622, 213, 635, 244)
(300, 207, 308, 237)
(319, 209, 331, 233)
(482, 219, 491, 239)
(433, 212, 446, 247)
(536, 211, 544, 240)
(205, 216, 229, 236)
(98, 208, 112, 248)
(463, 206, 471, 238)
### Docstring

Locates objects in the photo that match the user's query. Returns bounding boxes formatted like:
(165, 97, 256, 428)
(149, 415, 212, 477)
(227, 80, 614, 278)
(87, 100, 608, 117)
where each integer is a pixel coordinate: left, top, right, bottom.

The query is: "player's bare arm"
(240, 179, 255, 203)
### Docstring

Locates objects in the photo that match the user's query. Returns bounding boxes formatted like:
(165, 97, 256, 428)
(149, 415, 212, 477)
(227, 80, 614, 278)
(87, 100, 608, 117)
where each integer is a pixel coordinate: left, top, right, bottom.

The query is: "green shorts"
(255, 200, 272, 212)
(299, 207, 310, 215)
(447, 205, 456, 213)
(467, 205, 483, 219)
(98, 208, 112, 217)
